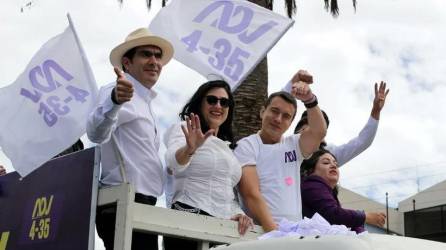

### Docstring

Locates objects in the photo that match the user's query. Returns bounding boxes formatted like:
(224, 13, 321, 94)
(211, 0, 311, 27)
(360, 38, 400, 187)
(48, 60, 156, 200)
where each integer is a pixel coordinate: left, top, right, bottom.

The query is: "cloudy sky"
(1, 0, 446, 244)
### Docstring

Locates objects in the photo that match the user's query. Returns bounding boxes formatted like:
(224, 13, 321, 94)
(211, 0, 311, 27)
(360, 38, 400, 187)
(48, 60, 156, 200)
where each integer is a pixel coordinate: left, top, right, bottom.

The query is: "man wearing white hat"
(87, 28, 174, 250)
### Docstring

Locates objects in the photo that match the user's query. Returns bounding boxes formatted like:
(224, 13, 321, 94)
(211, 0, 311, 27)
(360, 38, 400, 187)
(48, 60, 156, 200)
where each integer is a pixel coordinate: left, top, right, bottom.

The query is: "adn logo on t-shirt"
(284, 150, 297, 163)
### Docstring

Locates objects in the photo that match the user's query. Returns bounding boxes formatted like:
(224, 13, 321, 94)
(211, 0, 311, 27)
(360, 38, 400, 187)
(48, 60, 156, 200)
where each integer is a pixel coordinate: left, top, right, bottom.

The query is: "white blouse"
(164, 122, 243, 219)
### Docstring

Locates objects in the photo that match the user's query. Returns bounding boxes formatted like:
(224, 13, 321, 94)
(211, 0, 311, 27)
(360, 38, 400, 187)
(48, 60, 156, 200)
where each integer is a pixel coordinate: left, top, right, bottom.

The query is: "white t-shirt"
(234, 133, 304, 223)
(164, 123, 243, 219)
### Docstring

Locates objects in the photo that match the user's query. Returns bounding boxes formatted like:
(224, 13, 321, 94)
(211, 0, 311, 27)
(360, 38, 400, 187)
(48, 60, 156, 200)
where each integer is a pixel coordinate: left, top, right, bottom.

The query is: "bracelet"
(111, 88, 120, 105)
(303, 94, 318, 109)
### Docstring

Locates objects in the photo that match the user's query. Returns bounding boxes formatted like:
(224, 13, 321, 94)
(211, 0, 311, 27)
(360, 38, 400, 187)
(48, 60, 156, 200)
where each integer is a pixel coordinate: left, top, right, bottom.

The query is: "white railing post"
(198, 241, 210, 250)
(113, 184, 133, 250)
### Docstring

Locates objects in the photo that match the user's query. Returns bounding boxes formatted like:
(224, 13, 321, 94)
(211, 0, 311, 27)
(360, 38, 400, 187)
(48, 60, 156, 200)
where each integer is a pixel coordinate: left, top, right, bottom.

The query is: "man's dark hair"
(264, 91, 297, 118)
(121, 47, 138, 72)
(179, 80, 236, 149)
(294, 110, 330, 134)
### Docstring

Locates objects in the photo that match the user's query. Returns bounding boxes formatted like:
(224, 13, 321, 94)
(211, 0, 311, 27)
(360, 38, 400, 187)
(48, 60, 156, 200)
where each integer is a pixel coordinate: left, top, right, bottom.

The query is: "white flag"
(149, 0, 294, 90)
(0, 18, 98, 177)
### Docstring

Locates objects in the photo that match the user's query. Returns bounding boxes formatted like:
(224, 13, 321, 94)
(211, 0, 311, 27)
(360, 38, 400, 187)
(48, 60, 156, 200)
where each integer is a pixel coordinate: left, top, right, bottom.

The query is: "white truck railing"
(97, 183, 446, 250)
(97, 183, 264, 250)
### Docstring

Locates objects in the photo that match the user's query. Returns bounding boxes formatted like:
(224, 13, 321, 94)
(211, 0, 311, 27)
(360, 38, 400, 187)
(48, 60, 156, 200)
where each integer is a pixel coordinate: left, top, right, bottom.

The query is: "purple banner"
(0, 148, 97, 250)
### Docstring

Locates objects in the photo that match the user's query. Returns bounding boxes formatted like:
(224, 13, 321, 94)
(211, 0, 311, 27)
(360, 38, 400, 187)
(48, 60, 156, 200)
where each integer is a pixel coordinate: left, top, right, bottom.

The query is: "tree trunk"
(232, 58, 268, 142)
(232, 0, 270, 142)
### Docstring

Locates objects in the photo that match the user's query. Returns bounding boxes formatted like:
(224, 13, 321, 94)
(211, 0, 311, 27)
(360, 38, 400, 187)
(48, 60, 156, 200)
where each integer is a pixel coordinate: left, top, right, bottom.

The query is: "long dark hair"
(301, 149, 331, 176)
(179, 80, 236, 149)
(301, 148, 338, 195)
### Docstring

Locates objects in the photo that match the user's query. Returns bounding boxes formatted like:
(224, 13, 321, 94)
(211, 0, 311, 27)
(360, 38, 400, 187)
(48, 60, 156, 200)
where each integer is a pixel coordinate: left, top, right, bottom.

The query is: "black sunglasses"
(137, 50, 163, 59)
(205, 95, 232, 108)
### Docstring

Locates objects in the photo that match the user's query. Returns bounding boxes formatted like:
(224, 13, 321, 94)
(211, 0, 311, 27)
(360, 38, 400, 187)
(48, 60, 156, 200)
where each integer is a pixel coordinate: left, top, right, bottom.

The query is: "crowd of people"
(1, 27, 389, 250)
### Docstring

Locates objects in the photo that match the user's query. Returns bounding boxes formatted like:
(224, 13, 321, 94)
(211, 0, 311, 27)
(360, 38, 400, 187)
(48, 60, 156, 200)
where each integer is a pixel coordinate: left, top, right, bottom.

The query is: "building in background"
(338, 180, 446, 242)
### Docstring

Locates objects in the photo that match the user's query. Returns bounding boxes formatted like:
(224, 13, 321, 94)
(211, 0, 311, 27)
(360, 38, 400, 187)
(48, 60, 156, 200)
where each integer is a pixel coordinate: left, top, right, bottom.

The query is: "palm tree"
(120, 0, 357, 141)
(122, 0, 357, 18)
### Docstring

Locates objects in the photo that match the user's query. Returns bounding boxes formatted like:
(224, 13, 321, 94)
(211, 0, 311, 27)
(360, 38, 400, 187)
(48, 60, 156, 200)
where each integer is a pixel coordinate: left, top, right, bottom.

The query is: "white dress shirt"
(164, 123, 243, 219)
(327, 117, 378, 167)
(87, 73, 164, 197)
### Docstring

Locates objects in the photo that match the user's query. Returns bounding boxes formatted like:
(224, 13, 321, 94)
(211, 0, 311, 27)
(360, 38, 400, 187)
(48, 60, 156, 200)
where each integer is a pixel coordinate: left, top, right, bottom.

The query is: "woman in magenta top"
(301, 149, 386, 233)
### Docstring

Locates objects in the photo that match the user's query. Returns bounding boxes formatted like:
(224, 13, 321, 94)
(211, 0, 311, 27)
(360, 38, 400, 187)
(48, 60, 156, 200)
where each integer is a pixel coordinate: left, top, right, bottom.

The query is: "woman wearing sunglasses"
(163, 80, 253, 249)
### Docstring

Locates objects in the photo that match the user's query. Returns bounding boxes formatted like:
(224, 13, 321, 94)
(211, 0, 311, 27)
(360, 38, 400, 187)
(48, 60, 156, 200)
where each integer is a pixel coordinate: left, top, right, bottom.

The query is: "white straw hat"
(109, 28, 174, 67)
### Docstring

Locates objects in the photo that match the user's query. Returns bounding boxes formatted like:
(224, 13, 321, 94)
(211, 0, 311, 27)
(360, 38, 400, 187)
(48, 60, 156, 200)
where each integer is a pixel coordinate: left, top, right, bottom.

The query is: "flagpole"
(66, 13, 98, 98)
(67, 14, 102, 250)
(66, 14, 128, 185)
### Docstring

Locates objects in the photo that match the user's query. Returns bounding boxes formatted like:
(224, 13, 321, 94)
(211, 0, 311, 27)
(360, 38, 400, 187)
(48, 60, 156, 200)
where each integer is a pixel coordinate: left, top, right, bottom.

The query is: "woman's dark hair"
(301, 148, 337, 176)
(179, 80, 236, 149)
(301, 148, 338, 194)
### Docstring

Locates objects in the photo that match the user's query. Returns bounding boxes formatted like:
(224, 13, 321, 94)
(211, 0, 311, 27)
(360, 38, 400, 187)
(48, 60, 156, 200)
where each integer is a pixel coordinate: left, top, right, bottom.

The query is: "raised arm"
(327, 81, 389, 166)
(238, 166, 277, 232)
(371, 81, 389, 120)
(327, 117, 378, 167)
(174, 114, 214, 166)
(291, 70, 326, 158)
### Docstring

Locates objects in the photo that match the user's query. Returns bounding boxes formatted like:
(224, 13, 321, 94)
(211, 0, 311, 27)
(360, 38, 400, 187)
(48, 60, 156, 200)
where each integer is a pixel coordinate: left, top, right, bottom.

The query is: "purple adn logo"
(180, 1, 278, 82)
(20, 59, 90, 127)
(284, 150, 297, 163)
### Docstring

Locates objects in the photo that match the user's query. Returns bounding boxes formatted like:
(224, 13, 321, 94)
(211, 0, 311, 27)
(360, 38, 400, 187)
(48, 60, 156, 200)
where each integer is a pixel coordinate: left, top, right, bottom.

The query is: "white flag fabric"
(0, 22, 98, 177)
(149, 0, 294, 90)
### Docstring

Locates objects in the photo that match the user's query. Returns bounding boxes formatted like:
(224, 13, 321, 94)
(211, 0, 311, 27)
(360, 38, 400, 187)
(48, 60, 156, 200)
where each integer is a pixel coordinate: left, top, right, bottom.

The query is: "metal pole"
(386, 192, 389, 234)
(412, 199, 416, 235)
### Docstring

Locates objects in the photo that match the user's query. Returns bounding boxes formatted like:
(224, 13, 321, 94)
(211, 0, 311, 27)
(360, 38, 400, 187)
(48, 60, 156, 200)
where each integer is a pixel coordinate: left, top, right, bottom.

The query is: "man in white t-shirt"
(234, 70, 327, 232)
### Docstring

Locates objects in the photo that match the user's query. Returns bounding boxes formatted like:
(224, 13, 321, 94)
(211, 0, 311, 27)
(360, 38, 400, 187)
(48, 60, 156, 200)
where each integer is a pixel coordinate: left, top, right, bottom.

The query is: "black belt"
(171, 201, 211, 216)
(97, 193, 156, 214)
(135, 193, 157, 205)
